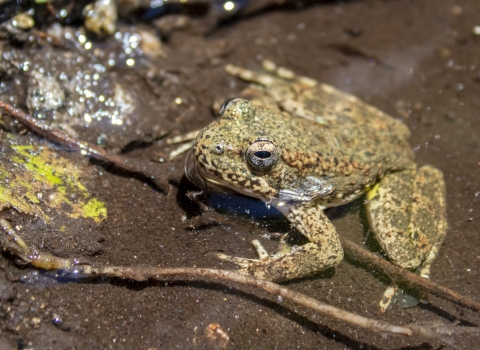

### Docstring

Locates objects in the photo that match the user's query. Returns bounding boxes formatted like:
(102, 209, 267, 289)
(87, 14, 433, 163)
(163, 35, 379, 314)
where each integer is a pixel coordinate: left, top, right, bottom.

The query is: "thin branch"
(1, 222, 479, 346)
(0, 101, 170, 193)
(55, 265, 480, 343)
(1, 100, 479, 336)
(339, 237, 480, 313)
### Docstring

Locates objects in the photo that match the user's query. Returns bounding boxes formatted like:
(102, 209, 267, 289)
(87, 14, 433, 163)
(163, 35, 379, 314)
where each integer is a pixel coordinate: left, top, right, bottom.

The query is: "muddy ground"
(0, 0, 479, 349)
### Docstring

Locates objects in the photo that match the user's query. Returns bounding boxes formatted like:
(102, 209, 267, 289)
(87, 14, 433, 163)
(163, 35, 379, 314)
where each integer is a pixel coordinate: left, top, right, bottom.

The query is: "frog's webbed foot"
(217, 239, 272, 271)
(366, 165, 447, 312)
(225, 61, 363, 125)
(165, 128, 205, 159)
(217, 205, 344, 282)
(226, 60, 317, 90)
(217, 238, 301, 281)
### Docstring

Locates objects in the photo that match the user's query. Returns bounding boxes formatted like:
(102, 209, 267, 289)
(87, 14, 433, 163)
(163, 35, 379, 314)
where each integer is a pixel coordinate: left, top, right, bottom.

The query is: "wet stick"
(84, 266, 479, 346)
(1, 218, 479, 346)
(0, 101, 170, 193)
(340, 237, 480, 313)
(1, 98, 478, 312)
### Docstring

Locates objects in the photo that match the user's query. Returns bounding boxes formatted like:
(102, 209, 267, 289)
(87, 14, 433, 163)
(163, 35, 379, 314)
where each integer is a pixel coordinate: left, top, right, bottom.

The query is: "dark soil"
(1, 0, 479, 349)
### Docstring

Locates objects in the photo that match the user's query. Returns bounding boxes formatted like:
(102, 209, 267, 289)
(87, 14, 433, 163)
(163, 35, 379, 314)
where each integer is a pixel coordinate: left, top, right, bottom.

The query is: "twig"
(340, 237, 480, 313)
(80, 265, 478, 342)
(7, 262, 480, 345)
(187, 194, 480, 314)
(1, 223, 479, 345)
(0, 101, 169, 193)
(186, 192, 480, 314)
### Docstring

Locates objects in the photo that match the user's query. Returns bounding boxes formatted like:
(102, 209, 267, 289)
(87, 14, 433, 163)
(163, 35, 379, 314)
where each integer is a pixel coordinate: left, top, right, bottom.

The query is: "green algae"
(0, 135, 107, 223)
(71, 198, 107, 222)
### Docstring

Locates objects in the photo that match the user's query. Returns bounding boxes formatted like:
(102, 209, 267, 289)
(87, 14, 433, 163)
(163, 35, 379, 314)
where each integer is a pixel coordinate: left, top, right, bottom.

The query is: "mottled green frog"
(186, 60, 447, 308)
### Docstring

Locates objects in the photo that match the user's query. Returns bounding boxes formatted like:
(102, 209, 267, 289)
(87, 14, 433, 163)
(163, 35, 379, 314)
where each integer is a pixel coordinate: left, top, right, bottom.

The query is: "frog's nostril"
(213, 144, 225, 155)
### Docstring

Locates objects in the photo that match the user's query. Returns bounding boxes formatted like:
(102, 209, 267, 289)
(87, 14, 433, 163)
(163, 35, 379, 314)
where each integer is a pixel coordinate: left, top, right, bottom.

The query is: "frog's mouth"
(185, 149, 273, 201)
(185, 149, 206, 189)
(185, 150, 342, 205)
(184, 150, 234, 193)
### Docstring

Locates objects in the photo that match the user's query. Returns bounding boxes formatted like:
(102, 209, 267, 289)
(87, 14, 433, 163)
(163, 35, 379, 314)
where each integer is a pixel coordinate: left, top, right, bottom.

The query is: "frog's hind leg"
(217, 204, 344, 282)
(365, 165, 447, 311)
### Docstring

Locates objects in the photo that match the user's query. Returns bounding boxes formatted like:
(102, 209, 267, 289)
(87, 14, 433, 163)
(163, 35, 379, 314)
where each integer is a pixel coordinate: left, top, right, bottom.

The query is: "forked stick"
(0, 218, 478, 346)
(82, 265, 479, 345)
(1, 101, 480, 345)
(1, 100, 480, 313)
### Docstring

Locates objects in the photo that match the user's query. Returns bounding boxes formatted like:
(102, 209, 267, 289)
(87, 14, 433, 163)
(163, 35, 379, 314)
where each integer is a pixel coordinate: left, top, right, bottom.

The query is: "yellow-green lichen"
(0, 136, 107, 222)
(70, 198, 107, 223)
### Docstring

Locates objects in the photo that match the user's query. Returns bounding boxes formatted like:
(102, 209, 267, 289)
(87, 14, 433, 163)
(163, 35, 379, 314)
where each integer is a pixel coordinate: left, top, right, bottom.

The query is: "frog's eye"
(245, 139, 279, 174)
(219, 98, 242, 115)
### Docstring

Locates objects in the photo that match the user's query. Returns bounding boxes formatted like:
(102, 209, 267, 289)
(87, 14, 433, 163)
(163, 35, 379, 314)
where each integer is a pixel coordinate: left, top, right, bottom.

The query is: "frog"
(185, 60, 447, 310)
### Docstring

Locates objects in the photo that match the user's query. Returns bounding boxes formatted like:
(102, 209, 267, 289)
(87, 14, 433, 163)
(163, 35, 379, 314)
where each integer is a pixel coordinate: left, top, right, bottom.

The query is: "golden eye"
(245, 138, 279, 174)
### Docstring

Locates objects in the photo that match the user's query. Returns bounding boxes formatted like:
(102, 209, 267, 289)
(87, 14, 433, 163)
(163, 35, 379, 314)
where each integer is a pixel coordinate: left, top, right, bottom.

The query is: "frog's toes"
(225, 64, 276, 87)
(419, 265, 431, 279)
(379, 286, 399, 312)
(216, 253, 258, 269)
(217, 238, 281, 279)
(261, 60, 296, 80)
(251, 239, 269, 260)
(217, 239, 271, 267)
(379, 286, 424, 313)
(261, 60, 317, 87)
(225, 61, 317, 89)
(216, 252, 276, 280)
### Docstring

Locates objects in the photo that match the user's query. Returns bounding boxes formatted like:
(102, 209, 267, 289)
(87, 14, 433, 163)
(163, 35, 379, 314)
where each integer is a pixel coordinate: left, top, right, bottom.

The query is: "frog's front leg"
(218, 204, 344, 282)
(366, 165, 447, 311)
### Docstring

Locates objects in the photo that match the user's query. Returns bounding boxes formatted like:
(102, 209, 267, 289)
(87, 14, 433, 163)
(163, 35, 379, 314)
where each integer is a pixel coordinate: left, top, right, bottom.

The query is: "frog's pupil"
(254, 151, 271, 159)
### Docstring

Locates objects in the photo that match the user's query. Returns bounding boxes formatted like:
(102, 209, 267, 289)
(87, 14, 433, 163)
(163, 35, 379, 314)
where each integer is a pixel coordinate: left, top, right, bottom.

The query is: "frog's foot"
(217, 204, 344, 282)
(225, 61, 361, 124)
(225, 60, 317, 89)
(0, 218, 79, 271)
(217, 244, 299, 281)
(218, 240, 266, 264)
(366, 165, 447, 312)
(166, 128, 205, 159)
(226, 60, 321, 120)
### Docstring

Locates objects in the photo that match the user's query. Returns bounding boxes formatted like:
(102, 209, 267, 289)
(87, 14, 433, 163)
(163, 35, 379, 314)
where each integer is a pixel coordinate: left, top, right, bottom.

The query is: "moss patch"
(0, 135, 107, 222)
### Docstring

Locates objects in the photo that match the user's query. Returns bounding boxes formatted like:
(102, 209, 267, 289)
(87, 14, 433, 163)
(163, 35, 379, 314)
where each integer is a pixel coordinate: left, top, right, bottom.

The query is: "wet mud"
(0, 0, 479, 349)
